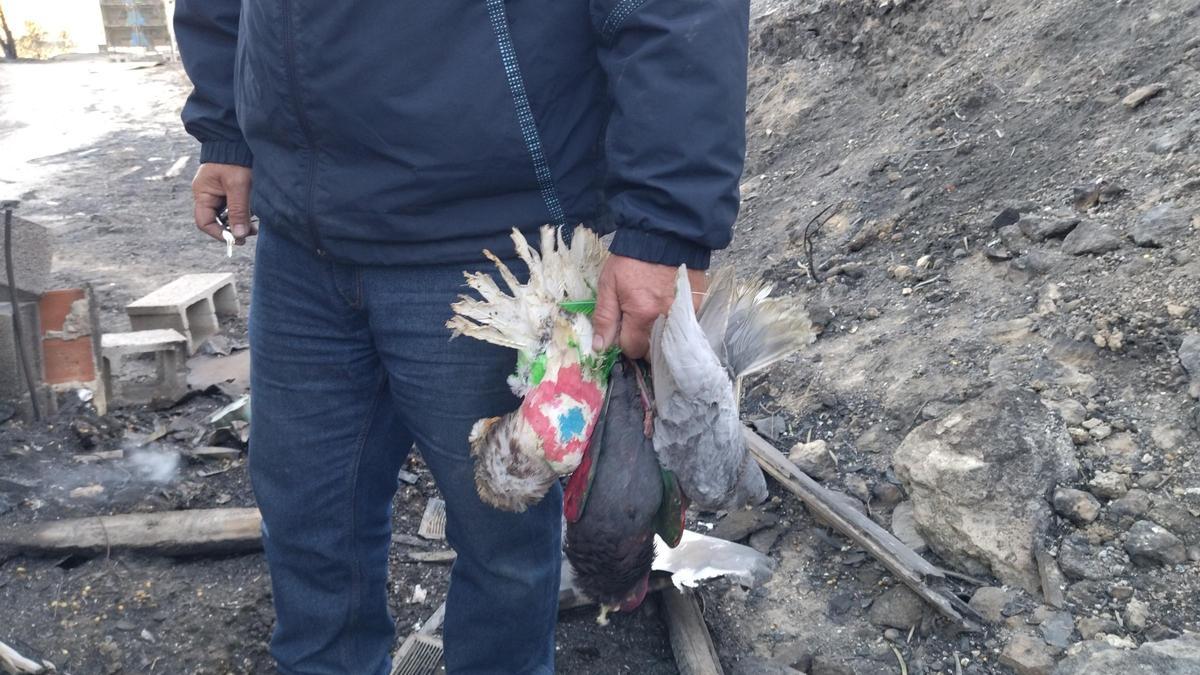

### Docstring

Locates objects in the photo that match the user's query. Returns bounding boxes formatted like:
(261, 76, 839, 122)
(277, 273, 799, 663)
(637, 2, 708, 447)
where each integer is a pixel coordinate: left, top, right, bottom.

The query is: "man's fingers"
(190, 164, 254, 245)
(617, 311, 652, 360)
(591, 270, 621, 353)
(193, 203, 224, 242)
(224, 178, 252, 243)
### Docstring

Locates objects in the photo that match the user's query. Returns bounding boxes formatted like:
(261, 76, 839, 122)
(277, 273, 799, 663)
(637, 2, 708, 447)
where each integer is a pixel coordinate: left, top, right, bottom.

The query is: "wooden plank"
(0, 508, 262, 557)
(743, 426, 979, 629)
(660, 587, 724, 675)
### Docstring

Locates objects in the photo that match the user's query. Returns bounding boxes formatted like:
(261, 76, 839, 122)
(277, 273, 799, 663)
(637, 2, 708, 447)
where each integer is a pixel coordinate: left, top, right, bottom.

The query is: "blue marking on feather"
(557, 407, 587, 441)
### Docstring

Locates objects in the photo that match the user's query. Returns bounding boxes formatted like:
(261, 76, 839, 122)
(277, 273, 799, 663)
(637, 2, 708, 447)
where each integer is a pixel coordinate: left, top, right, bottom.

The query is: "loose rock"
(1147, 501, 1200, 545)
(787, 440, 836, 481)
(1053, 634, 1200, 674)
(890, 501, 927, 553)
(1108, 489, 1151, 521)
(871, 481, 904, 507)
(1121, 82, 1167, 109)
(1088, 472, 1129, 500)
(1130, 203, 1189, 248)
(1124, 520, 1187, 566)
(1124, 597, 1150, 632)
(866, 585, 925, 629)
(1020, 215, 1079, 242)
(1038, 610, 1075, 649)
(1179, 334, 1200, 398)
(968, 586, 1014, 625)
(1053, 488, 1101, 525)
(1062, 220, 1121, 255)
(1149, 128, 1192, 155)
(1002, 632, 1057, 675)
(1045, 399, 1087, 426)
(1058, 535, 1113, 580)
(1076, 616, 1119, 640)
(710, 509, 781, 543)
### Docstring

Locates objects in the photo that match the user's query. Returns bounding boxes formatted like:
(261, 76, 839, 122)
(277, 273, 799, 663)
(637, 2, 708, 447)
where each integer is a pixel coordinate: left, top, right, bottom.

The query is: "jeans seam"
(331, 263, 360, 309)
(342, 370, 388, 670)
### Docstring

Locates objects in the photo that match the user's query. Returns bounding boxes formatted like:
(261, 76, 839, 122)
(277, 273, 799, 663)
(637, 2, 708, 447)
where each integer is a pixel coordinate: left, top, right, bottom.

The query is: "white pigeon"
(650, 266, 813, 510)
(447, 225, 612, 512)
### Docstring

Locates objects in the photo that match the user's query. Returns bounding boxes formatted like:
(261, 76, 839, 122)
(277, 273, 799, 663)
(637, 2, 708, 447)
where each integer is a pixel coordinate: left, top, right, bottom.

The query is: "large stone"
(1124, 520, 1187, 566)
(893, 387, 1078, 592)
(1062, 220, 1121, 255)
(1053, 635, 1200, 674)
(1130, 204, 1190, 248)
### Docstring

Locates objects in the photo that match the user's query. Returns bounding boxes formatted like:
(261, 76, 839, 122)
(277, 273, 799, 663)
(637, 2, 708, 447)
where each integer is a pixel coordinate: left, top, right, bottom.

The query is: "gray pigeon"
(649, 267, 813, 510)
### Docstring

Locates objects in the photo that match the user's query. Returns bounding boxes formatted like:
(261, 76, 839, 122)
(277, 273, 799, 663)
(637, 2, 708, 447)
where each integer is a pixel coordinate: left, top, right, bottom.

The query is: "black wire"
(4, 207, 42, 421)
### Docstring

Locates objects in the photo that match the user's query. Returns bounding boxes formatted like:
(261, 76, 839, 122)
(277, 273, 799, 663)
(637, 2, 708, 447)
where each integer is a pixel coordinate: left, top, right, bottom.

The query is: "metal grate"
(390, 602, 446, 675)
(391, 635, 444, 675)
(417, 498, 447, 541)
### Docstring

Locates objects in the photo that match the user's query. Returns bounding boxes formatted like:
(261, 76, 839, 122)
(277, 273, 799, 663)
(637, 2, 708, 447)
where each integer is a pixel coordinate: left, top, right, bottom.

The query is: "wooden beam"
(0, 508, 262, 558)
(660, 587, 724, 675)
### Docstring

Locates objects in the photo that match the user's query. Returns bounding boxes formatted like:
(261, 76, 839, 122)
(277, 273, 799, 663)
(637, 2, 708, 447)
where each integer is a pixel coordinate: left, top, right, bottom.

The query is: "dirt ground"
(2, 0, 1199, 673)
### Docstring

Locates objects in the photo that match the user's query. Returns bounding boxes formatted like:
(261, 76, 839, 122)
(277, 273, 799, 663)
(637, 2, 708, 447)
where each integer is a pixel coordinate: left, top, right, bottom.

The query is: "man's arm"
(589, 0, 751, 357)
(175, 0, 255, 243)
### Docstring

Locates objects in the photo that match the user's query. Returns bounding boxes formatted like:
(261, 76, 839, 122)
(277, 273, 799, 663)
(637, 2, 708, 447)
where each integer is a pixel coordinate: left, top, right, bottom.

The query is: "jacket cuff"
(199, 140, 254, 167)
(609, 228, 713, 270)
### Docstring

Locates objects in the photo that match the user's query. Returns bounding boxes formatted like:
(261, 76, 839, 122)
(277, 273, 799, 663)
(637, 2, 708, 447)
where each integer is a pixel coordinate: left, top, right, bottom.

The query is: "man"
(174, 1, 749, 672)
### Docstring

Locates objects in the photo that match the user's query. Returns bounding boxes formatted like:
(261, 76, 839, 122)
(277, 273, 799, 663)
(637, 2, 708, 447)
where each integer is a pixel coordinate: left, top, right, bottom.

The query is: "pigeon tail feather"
(712, 274, 814, 399)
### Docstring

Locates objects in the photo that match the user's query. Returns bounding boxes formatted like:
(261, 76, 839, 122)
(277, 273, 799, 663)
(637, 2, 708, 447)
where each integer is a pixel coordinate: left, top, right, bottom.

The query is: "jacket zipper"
(279, 0, 324, 254)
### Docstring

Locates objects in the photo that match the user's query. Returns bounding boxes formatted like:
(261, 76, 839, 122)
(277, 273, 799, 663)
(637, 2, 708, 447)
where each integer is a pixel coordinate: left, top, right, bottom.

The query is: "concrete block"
(0, 215, 53, 300)
(0, 300, 55, 418)
(101, 329, 189, 407)
(126, 273, 239, 353)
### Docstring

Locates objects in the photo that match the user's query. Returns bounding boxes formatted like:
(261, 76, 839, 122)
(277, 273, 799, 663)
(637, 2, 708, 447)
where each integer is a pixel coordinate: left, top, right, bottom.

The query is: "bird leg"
(629, 359, 655, 439)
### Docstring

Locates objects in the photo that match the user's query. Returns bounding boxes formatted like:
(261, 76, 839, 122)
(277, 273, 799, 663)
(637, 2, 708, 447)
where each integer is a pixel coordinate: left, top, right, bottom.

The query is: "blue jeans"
(248, 225, 562, 675)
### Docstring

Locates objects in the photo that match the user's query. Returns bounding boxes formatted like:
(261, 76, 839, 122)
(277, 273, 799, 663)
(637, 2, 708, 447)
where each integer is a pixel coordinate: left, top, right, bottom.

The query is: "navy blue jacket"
(175, 0, 749, 268)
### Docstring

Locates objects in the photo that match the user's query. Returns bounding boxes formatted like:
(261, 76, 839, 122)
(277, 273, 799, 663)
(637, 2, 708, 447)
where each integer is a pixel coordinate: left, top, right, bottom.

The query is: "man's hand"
(192, 163, 255, 245)
(591, 254, 708, 359)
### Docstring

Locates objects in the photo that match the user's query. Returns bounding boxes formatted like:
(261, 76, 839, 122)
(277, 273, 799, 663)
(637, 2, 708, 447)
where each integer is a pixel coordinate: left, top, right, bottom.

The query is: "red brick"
(43, 336, 96, 384)
(38, 288, 87, 334)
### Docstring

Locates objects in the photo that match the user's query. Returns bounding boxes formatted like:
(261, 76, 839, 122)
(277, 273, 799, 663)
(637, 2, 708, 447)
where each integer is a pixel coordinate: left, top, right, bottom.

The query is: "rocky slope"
(700, 0, 1200, 672)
